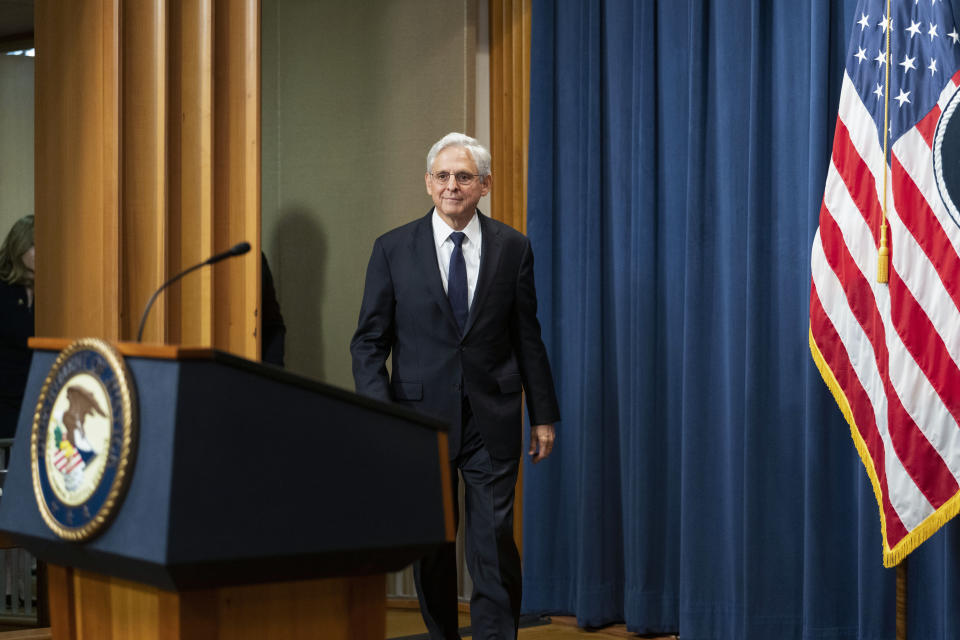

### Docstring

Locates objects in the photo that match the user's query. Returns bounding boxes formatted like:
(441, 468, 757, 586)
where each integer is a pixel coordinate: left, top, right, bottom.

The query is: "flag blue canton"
(847, 0, 960, 142)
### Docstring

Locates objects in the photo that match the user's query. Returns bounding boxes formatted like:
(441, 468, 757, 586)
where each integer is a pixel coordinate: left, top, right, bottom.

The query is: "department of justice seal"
(30, 338, 138, 541)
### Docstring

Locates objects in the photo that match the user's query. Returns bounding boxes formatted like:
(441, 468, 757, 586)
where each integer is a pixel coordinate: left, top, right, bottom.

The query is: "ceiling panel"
(0, 0, 33, 41)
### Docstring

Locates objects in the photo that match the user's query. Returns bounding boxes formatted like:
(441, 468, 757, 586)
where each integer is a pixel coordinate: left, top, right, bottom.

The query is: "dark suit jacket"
(351, 210, 559, 459)
(0, 281, 34, 439)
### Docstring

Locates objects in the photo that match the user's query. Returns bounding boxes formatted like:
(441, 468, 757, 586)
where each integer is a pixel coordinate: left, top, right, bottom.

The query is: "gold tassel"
(878, 222, 889, 283)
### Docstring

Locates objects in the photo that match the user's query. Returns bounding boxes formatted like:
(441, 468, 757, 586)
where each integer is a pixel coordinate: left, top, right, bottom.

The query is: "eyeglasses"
(429, 171, 482, 186)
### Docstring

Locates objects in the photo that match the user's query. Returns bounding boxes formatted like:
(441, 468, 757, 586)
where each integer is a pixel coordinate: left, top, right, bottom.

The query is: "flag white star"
(906, 20, 922, 37)
(895, 88, 911, 106)
(880, 14, 893, 32)
(858, 13, 870, 30)
(899, 54, 917, 72)
(929, 23, 939, 40)
(874, 83, 884, 99)
(929, 58, 939, 74)
(855, 47, 868, 63)
(949, 29, 960, 44)
(875, 49, 887, 66)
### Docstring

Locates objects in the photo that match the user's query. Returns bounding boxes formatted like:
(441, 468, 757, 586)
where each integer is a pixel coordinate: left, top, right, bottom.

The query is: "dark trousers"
(414, 399, 522, 640)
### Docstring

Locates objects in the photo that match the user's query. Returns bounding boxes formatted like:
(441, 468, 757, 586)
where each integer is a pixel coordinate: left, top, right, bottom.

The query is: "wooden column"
(120, 0, 169, 343)
(168, 0, 215, 347)
(490, 0, 532, 555)
(34, 0, 121, 340)
(34, 0, 260, 357)
(489, 0, 530, 235)
(214, 0, 261, 357)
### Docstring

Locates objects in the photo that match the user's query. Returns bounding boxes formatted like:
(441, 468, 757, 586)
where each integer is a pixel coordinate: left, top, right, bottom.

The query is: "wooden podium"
(0, 339, 454, 639)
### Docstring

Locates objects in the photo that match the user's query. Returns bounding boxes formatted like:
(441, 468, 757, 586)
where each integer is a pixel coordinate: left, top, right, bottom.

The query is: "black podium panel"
(0, 348, 451, 590)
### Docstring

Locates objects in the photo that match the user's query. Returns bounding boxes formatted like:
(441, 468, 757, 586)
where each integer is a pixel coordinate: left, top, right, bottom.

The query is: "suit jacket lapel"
(462, 212, 503, 338)
(413, 211, 461, 333)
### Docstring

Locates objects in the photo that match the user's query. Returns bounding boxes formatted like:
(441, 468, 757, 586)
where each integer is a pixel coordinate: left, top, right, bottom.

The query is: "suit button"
(454, 382, 462, 391)
(458, 346, 465, 352)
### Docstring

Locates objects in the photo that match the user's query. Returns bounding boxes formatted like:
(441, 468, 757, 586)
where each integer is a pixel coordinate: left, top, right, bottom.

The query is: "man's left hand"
(529, 424, 556, 464)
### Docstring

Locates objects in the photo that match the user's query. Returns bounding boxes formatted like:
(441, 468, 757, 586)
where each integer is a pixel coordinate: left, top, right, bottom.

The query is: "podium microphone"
(136, 241, 251, 342)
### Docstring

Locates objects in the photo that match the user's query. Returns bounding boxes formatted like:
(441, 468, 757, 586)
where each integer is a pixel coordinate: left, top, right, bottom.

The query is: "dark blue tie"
(448, 231, 468, 333)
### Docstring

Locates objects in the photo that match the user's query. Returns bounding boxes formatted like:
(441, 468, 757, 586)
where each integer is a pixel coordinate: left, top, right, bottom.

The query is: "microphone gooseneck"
(136, 242, 252, 342)
(205, 241, 252, 266)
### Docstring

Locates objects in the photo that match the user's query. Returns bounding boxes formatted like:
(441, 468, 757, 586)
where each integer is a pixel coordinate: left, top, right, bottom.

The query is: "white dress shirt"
(432, 209, 482, 309)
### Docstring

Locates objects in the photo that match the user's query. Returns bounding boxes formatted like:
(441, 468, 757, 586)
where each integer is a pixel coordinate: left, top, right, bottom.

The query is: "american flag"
(810, 0, 960, 567)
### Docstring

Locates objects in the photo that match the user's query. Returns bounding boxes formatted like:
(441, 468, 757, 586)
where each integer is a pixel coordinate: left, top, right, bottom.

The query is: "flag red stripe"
(915, 106, 940, 149)
(832, 118, 881, 246)
(819, 207, 960, 507)
(810, 282, 909, 545)
(889, 268, 960, 428)
(891, 153, 960, 316)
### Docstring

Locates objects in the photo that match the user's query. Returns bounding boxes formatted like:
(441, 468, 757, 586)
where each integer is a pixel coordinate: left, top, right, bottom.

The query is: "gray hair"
(426, 132, 491, 177)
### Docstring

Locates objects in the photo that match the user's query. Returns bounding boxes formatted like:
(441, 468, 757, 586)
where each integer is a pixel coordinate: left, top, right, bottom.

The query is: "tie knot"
(450, 231, 466, 247)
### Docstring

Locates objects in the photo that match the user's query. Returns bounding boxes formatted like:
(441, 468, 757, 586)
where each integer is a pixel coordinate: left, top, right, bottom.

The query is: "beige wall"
(0, 55, 34, 241)
(262, 0, 483, 388)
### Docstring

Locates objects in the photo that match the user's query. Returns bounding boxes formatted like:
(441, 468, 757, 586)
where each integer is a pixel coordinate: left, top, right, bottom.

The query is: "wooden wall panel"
(35, 0, 260, 359)
(34, 0, 121, 340)
(49, 568, 384, 640)
(168, 0, 215, 347)
(213, 0, 260, 359)
(121, 0, 168, 343)
(45, 565, 77, 638)
(489, 0, 530, 235)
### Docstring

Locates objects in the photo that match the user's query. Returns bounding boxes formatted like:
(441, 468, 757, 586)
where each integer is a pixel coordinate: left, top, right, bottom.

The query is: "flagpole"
(896, 559, 907, 640)
(883, 2, 902, 636)
(879, 0, 892, 283)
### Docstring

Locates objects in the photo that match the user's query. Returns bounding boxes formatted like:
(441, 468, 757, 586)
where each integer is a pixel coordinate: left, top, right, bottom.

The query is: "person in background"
(0, 215, 35, 441)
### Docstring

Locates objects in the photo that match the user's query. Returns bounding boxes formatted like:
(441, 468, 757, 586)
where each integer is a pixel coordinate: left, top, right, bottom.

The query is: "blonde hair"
(0, 215, 34, 286)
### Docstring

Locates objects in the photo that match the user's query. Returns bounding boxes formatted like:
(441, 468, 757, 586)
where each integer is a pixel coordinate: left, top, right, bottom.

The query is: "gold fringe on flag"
(808, 326, 960, 567)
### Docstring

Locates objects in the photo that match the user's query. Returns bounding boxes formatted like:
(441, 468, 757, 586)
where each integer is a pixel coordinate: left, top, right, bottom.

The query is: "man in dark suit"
(351, 132, 559, 639)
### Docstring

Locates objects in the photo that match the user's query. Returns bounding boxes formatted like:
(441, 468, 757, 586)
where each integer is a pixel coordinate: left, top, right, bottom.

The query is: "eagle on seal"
(62, 386, 107, 464)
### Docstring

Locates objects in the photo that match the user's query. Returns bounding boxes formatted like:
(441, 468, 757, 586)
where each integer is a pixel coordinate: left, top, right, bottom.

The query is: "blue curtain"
(522, 1, 960, 638)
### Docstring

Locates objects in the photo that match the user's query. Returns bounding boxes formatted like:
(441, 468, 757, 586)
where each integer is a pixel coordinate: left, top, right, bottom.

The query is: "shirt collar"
(432, 208, 481, 249)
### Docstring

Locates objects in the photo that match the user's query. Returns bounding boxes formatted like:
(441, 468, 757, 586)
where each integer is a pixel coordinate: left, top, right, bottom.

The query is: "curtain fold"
(523, 1, 960, 638)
